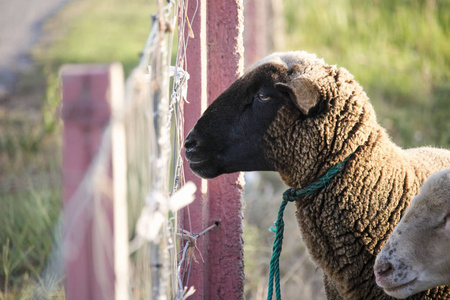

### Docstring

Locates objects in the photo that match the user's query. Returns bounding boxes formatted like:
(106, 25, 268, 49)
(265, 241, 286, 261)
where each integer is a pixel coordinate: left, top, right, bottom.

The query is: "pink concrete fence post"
(181, 0, 245, 299)
(206, 0, 245, 299)
(61, 64, 126, 300)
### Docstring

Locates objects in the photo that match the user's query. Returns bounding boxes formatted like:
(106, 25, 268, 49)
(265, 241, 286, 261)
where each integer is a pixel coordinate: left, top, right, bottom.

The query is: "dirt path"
(0, 0, 71, 98)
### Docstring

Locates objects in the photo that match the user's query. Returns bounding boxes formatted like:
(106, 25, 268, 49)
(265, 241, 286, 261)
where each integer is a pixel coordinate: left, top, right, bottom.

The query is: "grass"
(34, 0, 155, 76)
(1, 0, 449, 299)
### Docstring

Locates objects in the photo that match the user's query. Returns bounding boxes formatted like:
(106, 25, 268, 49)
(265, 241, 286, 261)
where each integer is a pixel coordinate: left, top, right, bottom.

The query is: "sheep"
(374, 168, 450, 299)
(184, 51, 450, 299)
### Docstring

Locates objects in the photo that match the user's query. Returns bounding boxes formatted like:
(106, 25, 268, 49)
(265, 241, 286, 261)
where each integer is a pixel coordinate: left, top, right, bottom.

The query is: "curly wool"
(262, 56, 450, 299)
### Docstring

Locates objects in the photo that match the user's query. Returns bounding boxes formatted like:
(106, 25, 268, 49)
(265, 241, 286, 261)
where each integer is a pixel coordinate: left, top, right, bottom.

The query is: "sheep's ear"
(275, 75, 319, 115)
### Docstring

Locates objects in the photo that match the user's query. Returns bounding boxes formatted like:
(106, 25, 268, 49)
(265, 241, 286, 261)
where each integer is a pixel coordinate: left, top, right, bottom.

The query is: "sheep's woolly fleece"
(185, 51, 450, 299)
(259, 52, 450, 299)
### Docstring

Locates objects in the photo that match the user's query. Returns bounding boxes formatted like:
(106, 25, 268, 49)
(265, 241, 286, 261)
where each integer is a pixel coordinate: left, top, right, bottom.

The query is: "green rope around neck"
(267, 153, 354, 300)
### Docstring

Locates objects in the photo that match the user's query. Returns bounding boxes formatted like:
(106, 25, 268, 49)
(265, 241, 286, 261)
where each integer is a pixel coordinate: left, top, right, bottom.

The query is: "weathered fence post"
(206, 1, 245, 299)
(181, 0, 245, 298)
(61, 64, 128, 300)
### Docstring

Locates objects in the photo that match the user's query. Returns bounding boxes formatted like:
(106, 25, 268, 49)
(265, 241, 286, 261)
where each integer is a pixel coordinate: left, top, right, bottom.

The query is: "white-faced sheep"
(184, 51, 450, 299)
(375, 168, 450, 299)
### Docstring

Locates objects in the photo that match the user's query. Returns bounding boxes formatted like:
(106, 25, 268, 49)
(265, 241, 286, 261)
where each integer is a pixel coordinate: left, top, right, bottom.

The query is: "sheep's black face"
(185, 63, 301, 179)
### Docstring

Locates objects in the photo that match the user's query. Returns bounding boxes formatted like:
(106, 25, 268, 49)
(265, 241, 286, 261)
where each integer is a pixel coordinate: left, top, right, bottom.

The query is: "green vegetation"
(0, 76, 63, 299)
(34, 0, 154, 76)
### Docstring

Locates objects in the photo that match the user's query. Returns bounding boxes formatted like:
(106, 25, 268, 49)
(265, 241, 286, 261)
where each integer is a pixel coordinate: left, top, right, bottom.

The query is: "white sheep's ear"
(275, 75, 320, 115)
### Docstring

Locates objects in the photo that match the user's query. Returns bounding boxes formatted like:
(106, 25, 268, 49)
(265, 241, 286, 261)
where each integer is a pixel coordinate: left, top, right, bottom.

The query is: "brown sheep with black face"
(184, 51, 450, 299)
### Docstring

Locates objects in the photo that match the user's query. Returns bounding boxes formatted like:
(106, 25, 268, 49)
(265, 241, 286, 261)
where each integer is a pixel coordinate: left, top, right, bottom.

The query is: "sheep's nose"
(185, 131, 199, 152)
(374, 261, 394, 280)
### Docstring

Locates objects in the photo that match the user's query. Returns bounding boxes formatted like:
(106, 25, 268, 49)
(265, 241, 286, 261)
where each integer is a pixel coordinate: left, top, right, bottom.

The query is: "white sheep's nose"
(374, 261, 394, 281)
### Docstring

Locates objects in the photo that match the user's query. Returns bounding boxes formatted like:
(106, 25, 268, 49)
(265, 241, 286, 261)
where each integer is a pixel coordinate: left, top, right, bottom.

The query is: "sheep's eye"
(257, 92, 271, 101)
(434, 215, 448, 229)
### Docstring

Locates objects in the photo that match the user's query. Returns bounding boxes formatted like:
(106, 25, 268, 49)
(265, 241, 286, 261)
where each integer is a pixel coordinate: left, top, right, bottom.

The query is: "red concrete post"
(61, 64, 122, 300)
(181, 0, 245, 299)
(206, 1, 245, 299)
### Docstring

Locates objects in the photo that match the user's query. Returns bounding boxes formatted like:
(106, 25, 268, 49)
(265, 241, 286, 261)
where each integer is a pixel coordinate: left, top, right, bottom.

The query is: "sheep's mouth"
(189, 161, 222, 179)
(185, 147, 211, 165)
(185, 153, 222, 179)
(185, 155, 208, 165)
(383, 278, 418, 297)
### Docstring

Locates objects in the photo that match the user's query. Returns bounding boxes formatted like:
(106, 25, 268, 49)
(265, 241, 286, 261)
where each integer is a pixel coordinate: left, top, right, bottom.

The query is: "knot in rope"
(267, 152, 354, 300)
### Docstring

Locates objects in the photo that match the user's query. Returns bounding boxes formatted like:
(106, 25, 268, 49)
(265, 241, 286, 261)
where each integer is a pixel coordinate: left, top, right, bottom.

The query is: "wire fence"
(124, 0, 198, 298)
(33, 0, 203, 299)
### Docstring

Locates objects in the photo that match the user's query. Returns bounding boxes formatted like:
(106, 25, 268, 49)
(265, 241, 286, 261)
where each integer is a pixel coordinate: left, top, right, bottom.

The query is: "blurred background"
(0, 0, 449, 299)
